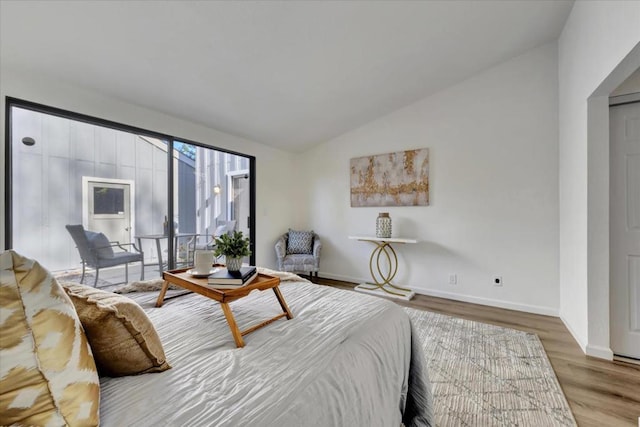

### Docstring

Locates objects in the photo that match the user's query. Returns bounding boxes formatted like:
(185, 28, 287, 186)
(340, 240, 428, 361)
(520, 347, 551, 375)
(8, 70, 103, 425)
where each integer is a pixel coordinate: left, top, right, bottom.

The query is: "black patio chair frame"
(65, 224, 144, 286)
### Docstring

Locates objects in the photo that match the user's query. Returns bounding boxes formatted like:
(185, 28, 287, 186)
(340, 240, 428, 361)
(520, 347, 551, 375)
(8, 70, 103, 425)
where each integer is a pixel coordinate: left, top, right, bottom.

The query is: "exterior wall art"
(350, 148, 429, 207)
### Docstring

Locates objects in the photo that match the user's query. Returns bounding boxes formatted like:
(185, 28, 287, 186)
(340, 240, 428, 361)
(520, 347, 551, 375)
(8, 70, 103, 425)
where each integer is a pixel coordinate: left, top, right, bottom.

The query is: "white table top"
(348, 236, 418, 244)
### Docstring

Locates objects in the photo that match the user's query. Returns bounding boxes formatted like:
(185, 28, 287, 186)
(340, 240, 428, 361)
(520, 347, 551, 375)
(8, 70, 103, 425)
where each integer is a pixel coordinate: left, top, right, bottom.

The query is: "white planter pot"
(226, 257, 243, 272)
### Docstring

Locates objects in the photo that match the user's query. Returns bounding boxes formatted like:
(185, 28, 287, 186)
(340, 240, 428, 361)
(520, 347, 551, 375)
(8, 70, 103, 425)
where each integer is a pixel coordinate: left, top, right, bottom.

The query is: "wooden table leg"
(272, 286, 294, 319)
(220, 302, 245, 348)
(155, 280, 171, 307)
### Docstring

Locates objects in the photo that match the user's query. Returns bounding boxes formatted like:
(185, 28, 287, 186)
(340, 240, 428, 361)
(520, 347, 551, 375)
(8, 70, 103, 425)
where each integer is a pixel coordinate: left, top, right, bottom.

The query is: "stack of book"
(207, 266, 258, 289)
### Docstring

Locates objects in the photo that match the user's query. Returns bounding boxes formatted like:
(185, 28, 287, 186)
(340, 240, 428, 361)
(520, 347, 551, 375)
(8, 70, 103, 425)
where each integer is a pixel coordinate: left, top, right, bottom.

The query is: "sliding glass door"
(171, 140, 254, 267)
(6, 99, 255, 284)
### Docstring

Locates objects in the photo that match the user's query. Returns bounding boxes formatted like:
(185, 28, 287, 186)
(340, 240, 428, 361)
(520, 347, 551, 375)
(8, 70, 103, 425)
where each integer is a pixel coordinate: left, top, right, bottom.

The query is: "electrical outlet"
(493, 276, 503, 286)
(448, 274, 457, 285)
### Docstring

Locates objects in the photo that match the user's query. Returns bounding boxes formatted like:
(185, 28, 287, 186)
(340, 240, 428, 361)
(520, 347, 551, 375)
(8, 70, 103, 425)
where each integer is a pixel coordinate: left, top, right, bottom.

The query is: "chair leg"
(94, 268, 99, 287)
(140, 258, 145, 280)
(125, 263, 129, 283)
(81, 261, 86, 284)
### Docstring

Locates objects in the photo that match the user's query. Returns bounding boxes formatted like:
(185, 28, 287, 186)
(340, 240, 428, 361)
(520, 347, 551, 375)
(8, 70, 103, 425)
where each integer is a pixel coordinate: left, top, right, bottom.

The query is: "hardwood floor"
(315, 277, 640, 427)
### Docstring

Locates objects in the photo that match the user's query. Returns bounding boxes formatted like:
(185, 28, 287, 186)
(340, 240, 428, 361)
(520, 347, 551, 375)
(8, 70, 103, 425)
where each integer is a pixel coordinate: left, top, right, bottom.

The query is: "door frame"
(580, 44, 640, 360)
(609, 96, 640, 361)
(82, 176, 136, 243)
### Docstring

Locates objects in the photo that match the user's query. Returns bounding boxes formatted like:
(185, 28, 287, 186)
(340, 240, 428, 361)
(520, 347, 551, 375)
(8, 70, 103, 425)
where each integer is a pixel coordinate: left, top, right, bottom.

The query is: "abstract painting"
(350, 148, 429, 207)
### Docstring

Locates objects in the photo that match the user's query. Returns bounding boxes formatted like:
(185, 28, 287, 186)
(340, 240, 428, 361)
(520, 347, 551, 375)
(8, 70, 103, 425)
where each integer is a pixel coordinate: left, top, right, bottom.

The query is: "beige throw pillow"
(62, 282, 171, 377)
(0, 250, 100, 427)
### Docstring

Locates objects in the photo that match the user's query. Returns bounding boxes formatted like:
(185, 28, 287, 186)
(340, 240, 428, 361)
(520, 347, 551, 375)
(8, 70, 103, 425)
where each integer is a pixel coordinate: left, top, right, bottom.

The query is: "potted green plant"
(213, 231, 252, 272)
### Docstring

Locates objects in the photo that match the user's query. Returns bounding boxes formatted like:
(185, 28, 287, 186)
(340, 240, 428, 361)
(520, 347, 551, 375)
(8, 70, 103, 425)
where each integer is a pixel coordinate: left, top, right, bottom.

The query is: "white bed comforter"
(100, 281, 433, 427)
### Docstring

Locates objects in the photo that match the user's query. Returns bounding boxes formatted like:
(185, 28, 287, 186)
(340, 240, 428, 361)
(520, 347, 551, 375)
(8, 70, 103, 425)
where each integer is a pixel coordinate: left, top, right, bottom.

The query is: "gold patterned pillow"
(0, 250, 100, 426)
(61, 282, 171, 377)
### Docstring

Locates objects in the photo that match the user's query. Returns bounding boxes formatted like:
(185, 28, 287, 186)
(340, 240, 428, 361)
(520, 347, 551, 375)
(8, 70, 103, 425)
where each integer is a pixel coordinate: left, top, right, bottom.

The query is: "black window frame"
(4, 96, 257, 268)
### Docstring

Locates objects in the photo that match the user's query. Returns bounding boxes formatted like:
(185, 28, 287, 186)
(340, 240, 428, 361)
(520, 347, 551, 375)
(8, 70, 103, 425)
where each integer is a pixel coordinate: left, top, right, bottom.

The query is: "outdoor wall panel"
(15, 151, 44, 262)
(76, 160, 96, 185)
(153, 142, 167, 171)
(117, 131, 136, 167)
(96, 163, 117, 178)
(135, 167, 153, 229)
(118, 165, 136, 182)
(97, 127, 117, 164)
(71, 121, 95, 162)
(136, 138, 153, 169)
(45, 115, 71, 159)
(66, 168, 81, 224)
(49, 156, 70, 197)
(151, 168, 167, 230)
(47, 156, 72, 269)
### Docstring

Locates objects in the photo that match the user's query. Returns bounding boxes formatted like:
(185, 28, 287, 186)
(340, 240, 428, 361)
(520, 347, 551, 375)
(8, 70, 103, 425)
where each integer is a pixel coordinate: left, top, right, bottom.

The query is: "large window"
(5, 98, 255, 282)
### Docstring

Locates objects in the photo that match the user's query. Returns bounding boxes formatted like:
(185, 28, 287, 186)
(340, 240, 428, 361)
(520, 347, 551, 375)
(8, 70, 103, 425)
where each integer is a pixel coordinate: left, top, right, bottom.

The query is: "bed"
(2, 251, 432, 426)
(99, 277, 433, 426)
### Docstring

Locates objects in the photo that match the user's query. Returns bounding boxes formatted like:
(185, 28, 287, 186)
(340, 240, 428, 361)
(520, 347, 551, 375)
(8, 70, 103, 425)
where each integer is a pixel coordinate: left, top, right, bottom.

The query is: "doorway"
(610, 100, 640, 361)
(228, 170, 250, 238)
(83, 177, 134, 245)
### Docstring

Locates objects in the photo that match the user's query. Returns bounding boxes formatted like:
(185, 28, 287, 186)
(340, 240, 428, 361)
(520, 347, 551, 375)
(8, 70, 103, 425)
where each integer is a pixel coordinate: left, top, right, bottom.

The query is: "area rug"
(404, 307, 577, 426)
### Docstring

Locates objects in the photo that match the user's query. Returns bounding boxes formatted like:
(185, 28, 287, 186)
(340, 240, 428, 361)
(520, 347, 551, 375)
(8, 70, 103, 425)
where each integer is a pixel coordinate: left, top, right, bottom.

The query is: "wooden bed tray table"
(157, 268, 293, 348)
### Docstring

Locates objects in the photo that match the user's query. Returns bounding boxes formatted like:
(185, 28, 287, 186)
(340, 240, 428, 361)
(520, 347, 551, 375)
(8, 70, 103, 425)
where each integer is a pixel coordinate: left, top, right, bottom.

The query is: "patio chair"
(65, 224, 144, 286)
(185, 220, 237, 264)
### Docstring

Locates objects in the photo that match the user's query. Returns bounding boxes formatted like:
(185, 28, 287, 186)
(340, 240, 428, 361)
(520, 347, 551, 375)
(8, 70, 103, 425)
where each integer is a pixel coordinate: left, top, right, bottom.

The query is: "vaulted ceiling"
(0, 1, 574, 152)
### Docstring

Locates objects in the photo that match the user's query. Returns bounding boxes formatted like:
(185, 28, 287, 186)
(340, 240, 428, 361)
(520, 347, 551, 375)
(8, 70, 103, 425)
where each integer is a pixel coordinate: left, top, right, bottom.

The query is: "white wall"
(299, 42, 560, 315)
(611, 67, 640, 97)
(0, 65, 299, 270)
(558, 1, 640, 356)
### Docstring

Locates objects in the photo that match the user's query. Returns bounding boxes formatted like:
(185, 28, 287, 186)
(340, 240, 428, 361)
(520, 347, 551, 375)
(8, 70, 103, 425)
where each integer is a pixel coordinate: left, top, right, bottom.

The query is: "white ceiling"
(0, 1, 573, 152)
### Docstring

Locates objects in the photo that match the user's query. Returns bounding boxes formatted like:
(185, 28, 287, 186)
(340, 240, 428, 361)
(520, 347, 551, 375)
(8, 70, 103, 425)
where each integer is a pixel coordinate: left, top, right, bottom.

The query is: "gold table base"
(357, 239, 414, 299)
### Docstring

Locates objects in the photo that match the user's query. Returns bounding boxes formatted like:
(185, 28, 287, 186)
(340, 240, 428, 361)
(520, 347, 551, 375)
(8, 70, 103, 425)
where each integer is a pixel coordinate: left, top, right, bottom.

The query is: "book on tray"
(207, 266, 258, 288)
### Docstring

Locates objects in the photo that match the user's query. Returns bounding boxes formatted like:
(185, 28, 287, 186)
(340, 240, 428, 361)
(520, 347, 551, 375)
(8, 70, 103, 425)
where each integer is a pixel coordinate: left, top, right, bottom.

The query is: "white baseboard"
(319, 272, 366, 284)
(560, 315, 587, 353)
(555, 316, 615, 360)
(585, 344, 614, 360)
(319, 272, 558, 317)
(411, 286, 559, 317)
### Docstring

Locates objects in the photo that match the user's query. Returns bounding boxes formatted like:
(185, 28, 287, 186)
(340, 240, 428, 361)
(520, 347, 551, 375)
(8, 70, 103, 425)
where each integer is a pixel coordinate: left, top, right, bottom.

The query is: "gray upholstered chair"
(275, 231, 321, 281)
(65, 224, 144, 286)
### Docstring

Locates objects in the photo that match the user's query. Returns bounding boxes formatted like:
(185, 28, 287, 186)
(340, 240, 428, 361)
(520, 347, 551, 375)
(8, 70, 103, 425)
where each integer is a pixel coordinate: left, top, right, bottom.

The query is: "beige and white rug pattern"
(404, 307, 576, 426)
